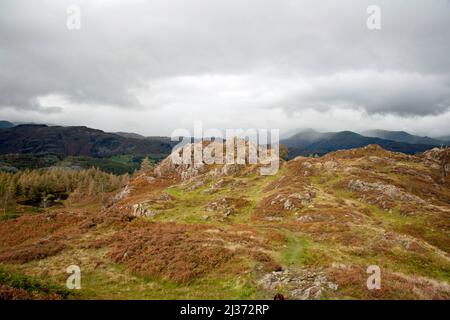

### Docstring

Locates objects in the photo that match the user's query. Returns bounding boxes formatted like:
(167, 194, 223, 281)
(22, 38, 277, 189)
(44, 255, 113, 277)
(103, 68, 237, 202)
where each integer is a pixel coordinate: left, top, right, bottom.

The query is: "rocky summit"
(0, 144, 449, 299)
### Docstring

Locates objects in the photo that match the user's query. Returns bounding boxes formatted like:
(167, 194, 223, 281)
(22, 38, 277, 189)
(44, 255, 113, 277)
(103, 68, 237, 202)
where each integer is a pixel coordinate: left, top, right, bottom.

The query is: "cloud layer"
(1, 0, 449, 136)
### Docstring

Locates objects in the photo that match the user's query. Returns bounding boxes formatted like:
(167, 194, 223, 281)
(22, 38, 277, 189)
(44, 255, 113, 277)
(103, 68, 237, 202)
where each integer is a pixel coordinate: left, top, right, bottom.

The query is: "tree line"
(0, 167, 129, 216)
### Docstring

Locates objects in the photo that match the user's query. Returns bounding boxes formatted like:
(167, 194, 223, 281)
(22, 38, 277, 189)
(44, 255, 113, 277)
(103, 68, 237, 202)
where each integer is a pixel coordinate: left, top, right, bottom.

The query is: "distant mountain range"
(436, 135, 450, 143)
(0, 120, 448, 161)
(280, 128, 448, 158)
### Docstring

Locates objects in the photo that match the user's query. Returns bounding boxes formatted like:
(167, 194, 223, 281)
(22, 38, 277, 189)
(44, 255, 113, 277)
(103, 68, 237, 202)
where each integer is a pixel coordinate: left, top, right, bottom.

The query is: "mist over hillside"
(280, 129, 442, 158)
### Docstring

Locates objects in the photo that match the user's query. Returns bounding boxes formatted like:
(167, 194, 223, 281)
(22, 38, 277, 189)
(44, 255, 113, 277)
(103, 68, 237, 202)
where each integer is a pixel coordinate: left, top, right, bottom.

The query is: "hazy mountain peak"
(362, 129, 445, 146)
(0, 120, 15, 129)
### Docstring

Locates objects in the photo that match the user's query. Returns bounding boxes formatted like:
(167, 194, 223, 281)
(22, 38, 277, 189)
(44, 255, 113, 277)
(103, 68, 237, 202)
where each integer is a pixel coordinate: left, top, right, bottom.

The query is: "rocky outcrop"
(155, 140, 279, 180)
(205, 198, 235, 218)
(323, 161, 338, 171)
(130, 203, 157, 218)
(257, 269, 338, 300)
(422, 147, 450, 183)
(270, 191, 316, 212)
(348, 179, 425, 205)
(113, 185, 132, 202)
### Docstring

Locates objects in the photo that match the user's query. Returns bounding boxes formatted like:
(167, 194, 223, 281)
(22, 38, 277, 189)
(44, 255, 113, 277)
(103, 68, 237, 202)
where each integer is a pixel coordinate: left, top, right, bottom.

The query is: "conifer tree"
(140, 157, 153, 174)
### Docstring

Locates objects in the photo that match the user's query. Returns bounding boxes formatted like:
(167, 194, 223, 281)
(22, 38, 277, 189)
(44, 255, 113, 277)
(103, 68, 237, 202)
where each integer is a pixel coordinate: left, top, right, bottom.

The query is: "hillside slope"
(0, 124, 176, 158)
(0, 144, 449, 299)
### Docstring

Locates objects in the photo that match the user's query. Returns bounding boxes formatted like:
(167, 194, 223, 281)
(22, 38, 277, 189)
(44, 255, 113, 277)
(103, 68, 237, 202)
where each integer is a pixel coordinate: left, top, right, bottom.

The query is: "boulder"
(130, 203, 157, 218)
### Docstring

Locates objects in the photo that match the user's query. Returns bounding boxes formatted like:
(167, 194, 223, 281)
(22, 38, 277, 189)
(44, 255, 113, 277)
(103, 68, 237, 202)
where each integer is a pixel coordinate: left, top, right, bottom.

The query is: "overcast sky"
(1, 0, 449, 137)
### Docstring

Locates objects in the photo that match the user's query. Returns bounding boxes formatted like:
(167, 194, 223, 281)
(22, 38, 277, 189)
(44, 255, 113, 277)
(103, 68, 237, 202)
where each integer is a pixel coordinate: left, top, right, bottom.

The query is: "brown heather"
(0, 145, 448, 299)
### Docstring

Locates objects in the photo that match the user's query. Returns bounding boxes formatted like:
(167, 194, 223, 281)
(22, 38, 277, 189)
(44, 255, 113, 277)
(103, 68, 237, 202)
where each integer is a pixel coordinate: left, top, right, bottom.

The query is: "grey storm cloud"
(0, 0, 449, 125)
(279, 71, 450, 116)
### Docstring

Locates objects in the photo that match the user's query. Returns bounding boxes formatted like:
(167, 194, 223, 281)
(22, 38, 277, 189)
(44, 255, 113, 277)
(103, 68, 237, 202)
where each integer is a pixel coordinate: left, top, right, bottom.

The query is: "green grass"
(277, 231, 320, 268)
(156, 184, 219, 224)
(135, 163, 289, 228)
(75, 263, 260, 300)
(160, 166, 287, 225)
(4, 246, 263, 300)
(0, 206, 45, 221)
(311, 172, 346, 187)
(0, 265, 77, 299)
(367, 204, 418, 226)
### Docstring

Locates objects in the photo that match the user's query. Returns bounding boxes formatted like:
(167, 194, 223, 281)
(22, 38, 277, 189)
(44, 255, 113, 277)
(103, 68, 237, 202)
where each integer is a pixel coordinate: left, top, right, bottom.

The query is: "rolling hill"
(0, 124, 177, 158)
(0, 143, 448, 299)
